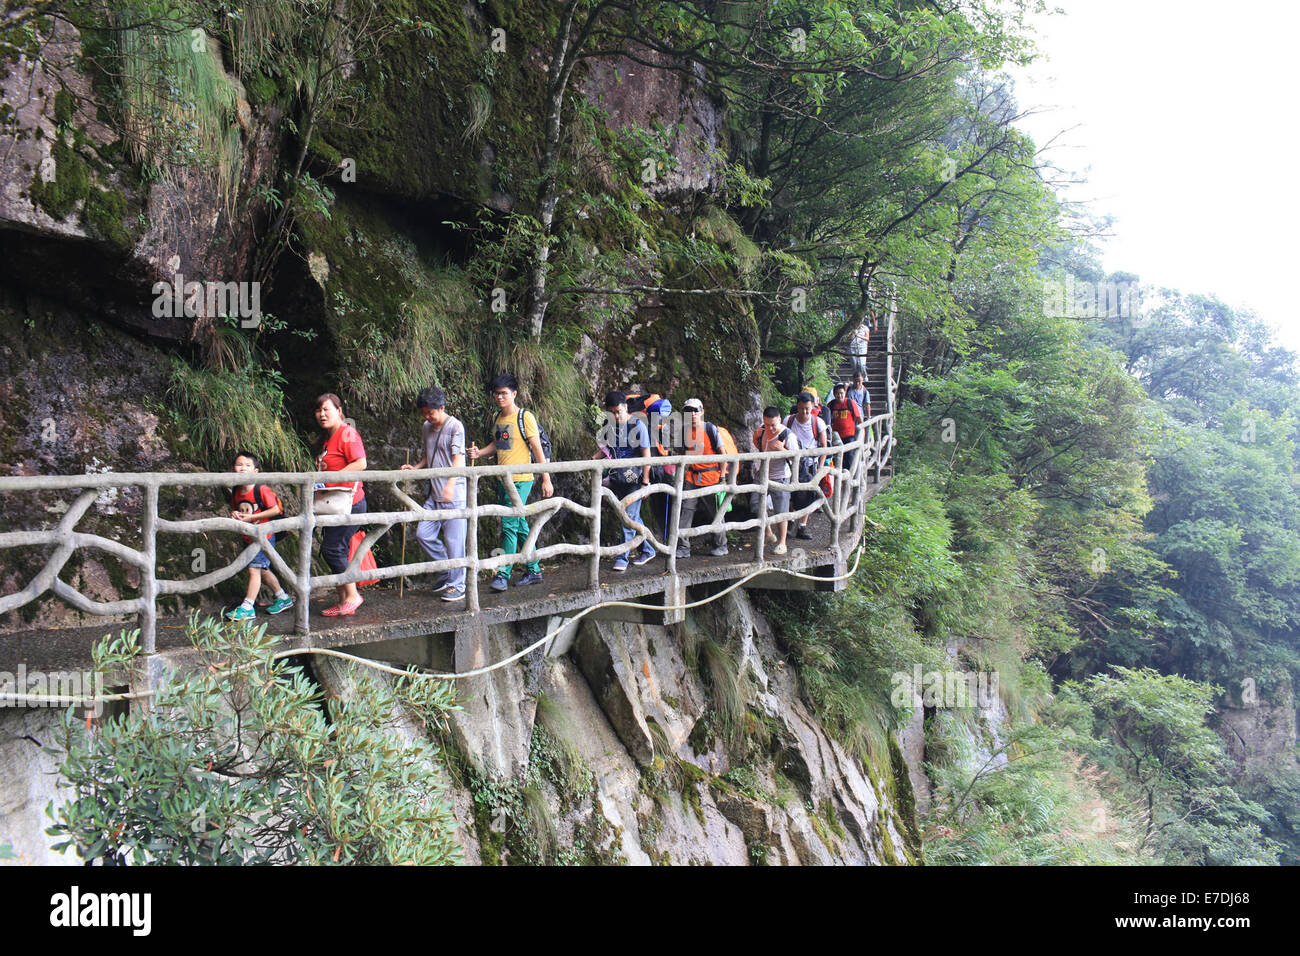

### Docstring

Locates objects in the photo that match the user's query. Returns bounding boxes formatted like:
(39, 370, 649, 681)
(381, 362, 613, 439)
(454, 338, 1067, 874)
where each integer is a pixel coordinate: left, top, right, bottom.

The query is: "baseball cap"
(683, 398, 704, 412)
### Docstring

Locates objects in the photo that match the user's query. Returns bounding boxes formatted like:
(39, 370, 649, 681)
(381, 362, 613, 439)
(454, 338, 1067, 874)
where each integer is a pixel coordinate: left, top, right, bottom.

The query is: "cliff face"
(313, 587, 920, 866)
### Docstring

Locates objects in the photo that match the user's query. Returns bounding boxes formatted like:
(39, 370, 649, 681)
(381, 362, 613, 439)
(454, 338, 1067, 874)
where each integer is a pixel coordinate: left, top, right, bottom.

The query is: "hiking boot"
(613, 556, 630, 573)
(709, 545, 729, 557)
(517, 571, 543, 587)
(441, 587, 466, 602)
(675, 546, 691, 559)
(795, 525, 813, 540)
(490, 574, 509, 592)
(266, 596, 295, 615)
(632, 550, 655, 566)
(224, 604, 255, 621)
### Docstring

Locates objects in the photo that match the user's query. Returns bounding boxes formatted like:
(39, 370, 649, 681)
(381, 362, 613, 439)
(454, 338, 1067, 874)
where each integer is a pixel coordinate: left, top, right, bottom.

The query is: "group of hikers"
(224, 370, 874, 619)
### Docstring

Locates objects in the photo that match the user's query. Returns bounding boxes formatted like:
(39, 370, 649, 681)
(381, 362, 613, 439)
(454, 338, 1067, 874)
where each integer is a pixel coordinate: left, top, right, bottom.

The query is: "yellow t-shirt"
(494, 409, 540, 482)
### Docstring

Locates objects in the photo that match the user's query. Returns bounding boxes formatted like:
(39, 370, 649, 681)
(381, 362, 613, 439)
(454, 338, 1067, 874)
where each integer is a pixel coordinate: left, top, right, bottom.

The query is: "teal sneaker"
(266, 596, 295, 615)
(225, 604, 256, 621)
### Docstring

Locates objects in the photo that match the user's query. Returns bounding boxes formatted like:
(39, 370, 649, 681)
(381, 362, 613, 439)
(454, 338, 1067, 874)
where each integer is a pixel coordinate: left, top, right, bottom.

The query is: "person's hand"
(440, 487, 455, 505)
(400, 463, 414, 471)
(541, 476, 554, 498)
(230, 510, 242, 521)
(468, 444, 481, 460)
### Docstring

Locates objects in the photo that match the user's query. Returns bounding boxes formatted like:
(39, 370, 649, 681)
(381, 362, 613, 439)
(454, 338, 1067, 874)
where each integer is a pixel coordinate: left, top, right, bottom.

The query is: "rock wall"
(0, 708, 79, 866)
(323, 587, 922, 866)
(1219, 679, 1298, 773)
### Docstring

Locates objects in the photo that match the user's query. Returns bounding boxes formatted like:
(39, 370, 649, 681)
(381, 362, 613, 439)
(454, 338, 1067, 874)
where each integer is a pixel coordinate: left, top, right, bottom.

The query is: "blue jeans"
(612, 483, 656, 559)
(321, 498, 366, 573)
(416, 496, 466, 589)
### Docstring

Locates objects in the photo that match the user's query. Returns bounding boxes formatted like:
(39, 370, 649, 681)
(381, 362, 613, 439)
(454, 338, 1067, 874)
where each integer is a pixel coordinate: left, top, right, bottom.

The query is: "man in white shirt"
(753, 405, 800, 555)
(786, 392, 829, 540)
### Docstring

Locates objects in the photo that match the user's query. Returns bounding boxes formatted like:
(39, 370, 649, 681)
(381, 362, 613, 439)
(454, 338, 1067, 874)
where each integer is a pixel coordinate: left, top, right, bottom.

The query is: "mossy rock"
(29, 137, 89, 221)
(312, 0, 552, 205)
(83, 187, 130, 246)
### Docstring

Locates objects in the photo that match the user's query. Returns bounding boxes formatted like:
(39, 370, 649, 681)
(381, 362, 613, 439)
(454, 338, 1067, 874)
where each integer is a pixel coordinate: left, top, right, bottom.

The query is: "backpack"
(625, 393, 674, 456)
(518, 409, 552, 464)
(233, 483, 282, 545)
(704, 421, 738, 459)
(686, 421, 736, 483)
(785, 416, 825, 484)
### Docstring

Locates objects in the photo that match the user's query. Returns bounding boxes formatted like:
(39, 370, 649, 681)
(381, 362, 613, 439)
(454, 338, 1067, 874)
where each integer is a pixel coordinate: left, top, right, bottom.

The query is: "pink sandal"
(322, 598, 364, 617)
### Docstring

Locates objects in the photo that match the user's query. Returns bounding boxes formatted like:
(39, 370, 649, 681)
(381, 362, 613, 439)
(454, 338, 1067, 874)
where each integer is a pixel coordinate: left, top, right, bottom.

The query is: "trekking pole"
(399, 448, 409, 599)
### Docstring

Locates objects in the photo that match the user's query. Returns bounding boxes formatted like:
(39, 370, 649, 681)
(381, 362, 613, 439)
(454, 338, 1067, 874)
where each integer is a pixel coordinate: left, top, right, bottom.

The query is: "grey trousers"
(679, 487, 725, 550)
(415, 496, 467, 589)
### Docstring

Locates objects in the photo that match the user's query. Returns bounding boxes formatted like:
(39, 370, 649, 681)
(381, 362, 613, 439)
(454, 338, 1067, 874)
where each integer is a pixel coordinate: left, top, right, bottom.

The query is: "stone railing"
(0, 416, 895, 652)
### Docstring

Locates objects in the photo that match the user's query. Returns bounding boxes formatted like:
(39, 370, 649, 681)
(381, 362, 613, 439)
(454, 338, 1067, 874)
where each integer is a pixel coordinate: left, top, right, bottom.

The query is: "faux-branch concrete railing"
(0, 416, 894, 652)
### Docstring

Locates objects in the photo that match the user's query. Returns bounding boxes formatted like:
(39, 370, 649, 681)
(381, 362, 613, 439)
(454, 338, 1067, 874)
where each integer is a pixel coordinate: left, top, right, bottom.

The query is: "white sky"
(1008, 0, 1300, 352)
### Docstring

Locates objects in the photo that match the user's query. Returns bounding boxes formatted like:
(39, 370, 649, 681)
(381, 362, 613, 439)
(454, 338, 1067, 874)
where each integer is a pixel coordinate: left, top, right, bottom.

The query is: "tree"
(48, 617, 462, 865)
(1059, 666, 1278, 864)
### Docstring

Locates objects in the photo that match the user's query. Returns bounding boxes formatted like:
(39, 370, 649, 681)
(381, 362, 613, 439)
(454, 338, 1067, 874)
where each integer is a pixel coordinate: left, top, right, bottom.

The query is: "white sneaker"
(773, 543, 787, 555)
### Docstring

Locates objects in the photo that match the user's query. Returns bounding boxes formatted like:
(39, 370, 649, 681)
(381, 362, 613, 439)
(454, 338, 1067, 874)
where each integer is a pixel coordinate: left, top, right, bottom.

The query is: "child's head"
(233, 451, 260, 473)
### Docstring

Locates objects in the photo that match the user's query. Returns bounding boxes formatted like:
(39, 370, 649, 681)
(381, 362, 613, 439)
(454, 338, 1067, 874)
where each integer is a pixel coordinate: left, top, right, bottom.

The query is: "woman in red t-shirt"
(314, 393, 367, 616)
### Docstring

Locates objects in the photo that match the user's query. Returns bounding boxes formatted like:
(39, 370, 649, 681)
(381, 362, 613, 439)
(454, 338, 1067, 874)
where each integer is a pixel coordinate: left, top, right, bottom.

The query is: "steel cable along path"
(0, 363, 897, 697)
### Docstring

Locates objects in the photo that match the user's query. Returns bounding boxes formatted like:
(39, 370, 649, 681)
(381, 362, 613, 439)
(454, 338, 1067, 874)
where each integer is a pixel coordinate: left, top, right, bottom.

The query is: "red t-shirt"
(231, 485, 280, 544)
(828, 399, 863, 441)
(318, 424, 366, 503)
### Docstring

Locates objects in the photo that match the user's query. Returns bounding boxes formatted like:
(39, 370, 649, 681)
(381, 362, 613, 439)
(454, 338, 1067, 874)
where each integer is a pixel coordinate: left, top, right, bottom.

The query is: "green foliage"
(925, 716, 1146, 865)
(1055, 667, 1279, 865)
(47, 618, 462, 865)
(106, 4, 243, 203)
(167, 356, 311, 471)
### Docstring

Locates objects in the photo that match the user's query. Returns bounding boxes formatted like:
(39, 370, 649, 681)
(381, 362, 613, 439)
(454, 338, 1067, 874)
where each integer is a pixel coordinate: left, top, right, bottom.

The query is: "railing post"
(832, 439, 846, 552)
(140, 483, 158, 655)
(296, 478, 315, 636)
(757, 460, 770, 562)
(467, 473, 480, 614)
(667, 463, 686, 576)
(589, 465, 602, 590)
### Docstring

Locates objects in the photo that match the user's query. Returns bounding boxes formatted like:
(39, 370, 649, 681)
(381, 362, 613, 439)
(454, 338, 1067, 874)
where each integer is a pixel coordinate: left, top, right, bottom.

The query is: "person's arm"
(401, 455, 429, 471)
(468, 440, 497, 460)
(442, 452, 465, 503)
(637, 421, 652, 484)
(523, 412, 553, 497)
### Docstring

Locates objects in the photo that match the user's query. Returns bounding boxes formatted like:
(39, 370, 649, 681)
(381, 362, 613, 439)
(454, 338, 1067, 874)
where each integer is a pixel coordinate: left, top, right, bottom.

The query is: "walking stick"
(399, 448, 409, 599)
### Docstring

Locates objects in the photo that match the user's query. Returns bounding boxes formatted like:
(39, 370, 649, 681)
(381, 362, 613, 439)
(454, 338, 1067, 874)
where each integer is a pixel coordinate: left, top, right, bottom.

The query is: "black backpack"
(233, 483, 282, 543)
(514, 409, 552, 463)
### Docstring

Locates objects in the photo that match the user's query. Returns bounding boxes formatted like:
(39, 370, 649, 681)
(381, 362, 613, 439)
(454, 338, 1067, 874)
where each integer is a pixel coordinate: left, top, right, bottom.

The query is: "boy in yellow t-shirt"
(469, 372, 554, 591)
